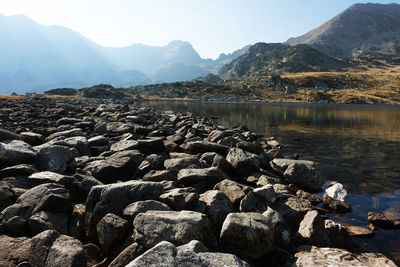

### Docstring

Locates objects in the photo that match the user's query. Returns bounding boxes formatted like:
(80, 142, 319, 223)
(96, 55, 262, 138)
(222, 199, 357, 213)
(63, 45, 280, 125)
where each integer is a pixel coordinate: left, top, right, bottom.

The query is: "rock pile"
(0, 98, 396, 266)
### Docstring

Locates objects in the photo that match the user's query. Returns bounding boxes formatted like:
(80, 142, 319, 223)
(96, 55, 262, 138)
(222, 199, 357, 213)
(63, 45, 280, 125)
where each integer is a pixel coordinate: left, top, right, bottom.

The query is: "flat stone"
(0, 140, 37, 165)
(340, 223, 375, 238)
(123, 200, 171, 221)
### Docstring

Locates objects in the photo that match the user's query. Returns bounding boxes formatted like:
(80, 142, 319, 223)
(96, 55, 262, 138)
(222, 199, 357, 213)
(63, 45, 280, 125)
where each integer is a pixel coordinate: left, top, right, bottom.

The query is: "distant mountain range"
(1, 2, 400, 94)
(0, 14, 249, 94)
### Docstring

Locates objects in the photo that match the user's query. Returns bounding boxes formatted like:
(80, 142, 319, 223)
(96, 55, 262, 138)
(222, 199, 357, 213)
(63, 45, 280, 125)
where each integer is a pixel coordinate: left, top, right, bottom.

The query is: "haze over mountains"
(0, 14, 248, 94)
(1, 2, 400, 94)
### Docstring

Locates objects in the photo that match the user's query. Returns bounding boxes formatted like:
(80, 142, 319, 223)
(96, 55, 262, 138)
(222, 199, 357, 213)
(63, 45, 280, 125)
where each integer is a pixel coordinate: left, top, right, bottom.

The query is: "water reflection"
(137, 101, 400, 264)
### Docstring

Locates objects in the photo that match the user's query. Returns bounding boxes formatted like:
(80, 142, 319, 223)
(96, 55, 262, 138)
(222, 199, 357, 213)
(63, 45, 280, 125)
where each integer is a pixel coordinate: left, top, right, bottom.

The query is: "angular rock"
(21, 132, 45, 146)
(239, 191, 267, 213)
(325, 183, 347, 201)
(126, 241, 208, 267)
(123, 200, 171, 221)
(177, 167, 228, 189)
(143, 170, 177, 182)
(322, 194, 352, 213)
(164, 157, 204, 173)
(182, 141, 229, 156)
(160, 187, 199, 210)
(269, 196, 312, 232)
(294, 246, 397, 267)
(28, 211, 69, 235)
(253, 184, 276, 204)
(340, 223, 375, 238)
(109, 242, 145, 267)
(324, 219, 353, 250)
(46, 128, 83, 140)
(84, 150, 144, 183)
(220, 212, 275, 259)
(133, 210, 211, 248)
(88, 135, 109, 147)
(85, 181, 164, 242)
(368, 212, 400, 229)
(213, 179, 252, 207)
(0, 164, 37, 179)
(226, 148, 261, 176)
(0, 183, 70, 235)
(200, 190, 233, 227)
(296, 190, 322, 205)
(177, 240, 209, 253)
(37, 145, 75, 174)
(283, 162, 322, 193)
(295, 210, 330, 247)
(110, 140, 139, 152)
(96, 213, 129, 255)
(28, 171, 66, 184)
(262, 207, 292, 248)
(0, 140, 36, 165)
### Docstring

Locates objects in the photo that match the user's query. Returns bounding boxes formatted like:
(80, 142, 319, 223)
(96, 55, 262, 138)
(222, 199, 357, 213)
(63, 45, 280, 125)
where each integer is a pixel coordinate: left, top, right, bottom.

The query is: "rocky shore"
(0, 98, 397, 266)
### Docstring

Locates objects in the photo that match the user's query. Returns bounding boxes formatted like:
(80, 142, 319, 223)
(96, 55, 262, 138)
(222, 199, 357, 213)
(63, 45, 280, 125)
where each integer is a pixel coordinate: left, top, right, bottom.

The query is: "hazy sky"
(1, 0, 399, 59)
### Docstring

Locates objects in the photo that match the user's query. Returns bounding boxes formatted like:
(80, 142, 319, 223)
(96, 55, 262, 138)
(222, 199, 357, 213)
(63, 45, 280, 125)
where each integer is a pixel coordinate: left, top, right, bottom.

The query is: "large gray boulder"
(0, 183, 70, 235)
(295, 210, 330, 247)
(220, 212, 275, 259)
(213, 179, 252, 207)
(199, 252, 251, 267)
(270, 158, 322, 193)
(159, 187, 199, 210)
(96, 213, 129, 255)
(182, 141, 229, 156)
(85, 181, 164, 243)
(133, 210, 211, 248)
(293, 246, 397, 267)
(37, 145, 75, 174)
(200, 190, 233, 227)
(177, 167, 228, 189)
(164, 157, 204, 173)
(123, 200, 171, 221)
(28, 211, 69, 235)
(226, 148, 261, 176)
(0, 140, 37, 165)
(84, 150, 144, 183)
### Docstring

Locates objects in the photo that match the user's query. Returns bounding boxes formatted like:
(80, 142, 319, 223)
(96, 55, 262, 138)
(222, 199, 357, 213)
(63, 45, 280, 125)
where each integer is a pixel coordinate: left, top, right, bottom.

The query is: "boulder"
(177, 167, 228, 189)
(324, 219, 353, 250)
(199, 252, 251, 267)
(28, 211, 69, 235)
(182, 141, 229, 156)
(296, 190, 322, 205)
(46, 128, 83, 140)
(283, 162, 322, 193)
(0, 164, 37, 179)
(325, 183, 347, 201)
(295, 210, 330, 247)
(64, 136, 90, 156)
(159, 187, 199, 210)
(84, 150, 144, 183)
(0, 183, 70, 235)
(0, 140, 37, 165)
(110, 140, 139, 152)
(177, 240, 209, 253)
(123, 200, 171, 221)
(340, 222, 375, 238)
(37, 145, 75, 174)
(262, 207, 292, 248)
(108, 242, 145, 267)
(106, 122, 132, 135)
(269, 196, 312, 232)
(213, 179, 252, 207)
(368, 212, 400, 229)
(85, 181, 164, 243)
(21, 132, 45, 146)
(253, 184, 276, 204)
(28, 171, 66, 184)
(164, 157, 204, 173)
(220, 212, 275, 259)
(96, 213, 129, 255)
(239, 191, 267, 213)
(294, 246, 396, 267)
(200, 190, 233, 227)
(0, 235, 31, 266)
(133, 210, 211, 248)
(226, 148, 261, 176)
(143, 170, 177, 182)
(322, 194, 352, 213)
(125, 241, 208, 267)
(88, 135, 109, 147)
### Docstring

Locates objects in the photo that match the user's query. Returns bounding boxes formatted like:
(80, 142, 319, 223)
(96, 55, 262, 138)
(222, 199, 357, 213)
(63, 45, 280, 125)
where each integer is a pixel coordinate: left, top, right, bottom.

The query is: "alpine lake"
(136, 100, 400, 264)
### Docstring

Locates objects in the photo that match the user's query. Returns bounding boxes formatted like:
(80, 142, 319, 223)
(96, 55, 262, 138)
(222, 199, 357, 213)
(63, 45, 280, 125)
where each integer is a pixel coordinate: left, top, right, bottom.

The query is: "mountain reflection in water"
(136, 101, 400, 263)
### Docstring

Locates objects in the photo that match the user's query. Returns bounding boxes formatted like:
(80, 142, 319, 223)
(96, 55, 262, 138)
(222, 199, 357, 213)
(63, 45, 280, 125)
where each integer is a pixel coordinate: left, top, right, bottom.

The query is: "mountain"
(0, 14, 138, 94)
(219, 43, 347, 79)
(0, 14, 248, 94)
(286, 3, 400, 58)
(98, 41, 249, 82)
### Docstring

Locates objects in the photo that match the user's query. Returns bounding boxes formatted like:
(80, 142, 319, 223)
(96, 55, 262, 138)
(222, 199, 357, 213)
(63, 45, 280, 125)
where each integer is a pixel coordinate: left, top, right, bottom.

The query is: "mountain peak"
(286, 3, 400, 58)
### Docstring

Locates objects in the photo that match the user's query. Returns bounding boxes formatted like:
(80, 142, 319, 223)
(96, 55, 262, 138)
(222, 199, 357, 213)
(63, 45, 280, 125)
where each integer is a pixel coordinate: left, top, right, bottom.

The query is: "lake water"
(137, 101, 400, 263)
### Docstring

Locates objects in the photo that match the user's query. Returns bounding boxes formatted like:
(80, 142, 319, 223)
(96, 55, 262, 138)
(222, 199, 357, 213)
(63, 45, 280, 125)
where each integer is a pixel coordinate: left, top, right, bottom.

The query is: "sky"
(0, 0, 399, 59)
